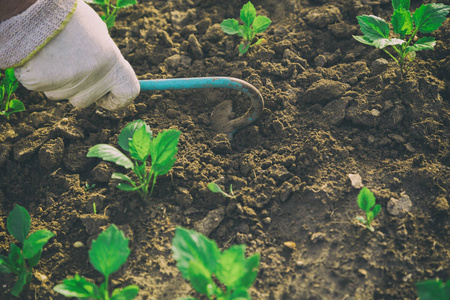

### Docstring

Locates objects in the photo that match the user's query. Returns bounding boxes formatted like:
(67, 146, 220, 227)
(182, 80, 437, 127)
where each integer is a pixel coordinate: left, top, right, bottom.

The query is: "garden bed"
(1, 0, 449, 299)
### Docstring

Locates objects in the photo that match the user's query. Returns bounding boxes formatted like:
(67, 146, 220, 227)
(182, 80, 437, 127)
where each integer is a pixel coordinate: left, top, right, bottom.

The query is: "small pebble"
(283, 241, 296, 250)
(73, 241, 84, 248)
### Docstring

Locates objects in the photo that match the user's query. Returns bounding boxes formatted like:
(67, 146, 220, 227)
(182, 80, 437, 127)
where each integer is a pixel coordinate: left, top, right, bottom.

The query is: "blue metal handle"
(138, 77, 264, 137)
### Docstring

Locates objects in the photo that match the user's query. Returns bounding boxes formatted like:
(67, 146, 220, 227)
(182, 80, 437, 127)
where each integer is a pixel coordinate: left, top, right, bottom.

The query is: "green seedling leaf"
(357, 15, 390, 41)
(53, 274, 99, 298)
(372, 204, 382, 218)
(252, 15, 271, 33)
(207, 182, 224, 194)
(0, 255, 13, 273)
(172, 227, 220, 279)
(104, 14, 117, 29)
(150, 129, 181, 176)
(391, 6, 413, 36)
(87, 144, 133, 169)
(416, 279, 450, 300)
(117, 183, 141, 191)
(413, 3, 450, 34)
(27, 250, 43, 269)
(239, 43, 250, 54)
(357, 187, 376, 212)
(392, 0, 410, 10)
(129, 125, 152, 162)
(252, 38, 265, 47)
(9, 243, 24, 272)
(372, 38, 405, 49)
(5, 99, 25, 116)
(187, 260, 215, 295)
(89, 225, 130, 279)
(111, 285, 140, 300)
(216, 245, 247, 289)
(112, 173, 135, 184)
(7, 205, 30, 244)
(240, 1, 256, 26)
(118, 119, 152, 152)
(406, 36, 436, 53)
(11, 270, 28, 297)
(240, 253, 260, 289)
(220, 19, 240, 35)
(229, 288, 251, 300)
(353, 35, 375, 46)
(22, 230, 54, 259)
(116, 0, 137, 8)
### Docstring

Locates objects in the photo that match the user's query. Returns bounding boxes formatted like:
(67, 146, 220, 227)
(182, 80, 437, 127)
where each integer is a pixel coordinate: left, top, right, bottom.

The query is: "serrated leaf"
(240, 253, 260, 289)
(252, 15, 271, 33)
(89, 225, 130, 278)
(150, 129, 181, 176)
(207, 182, 224, 194)
(23, 229, 54, 259)
(353, 35, 375, 46)
(240, 1, 256, 26)
(172, 227, 220, 280)
(220, 19, 240, 35)
(391, 7, 413, 36)
(87, 144, 133, 170)
(7, 205, 30, 244)
(216, 245, 246, 290)
(53, 274, 99, 298)
(111, 285, 140, 300)
(372, 38, 405, 49)
(129, 125, 152, 162)
(357, 15, 390, 41)
(406, 36, 435, 53)
(413, 3, 450, 34)
(116, 0, 137, 8)
(357, 187, 376, 212)
(187, 260, 214, 295)
(392, 0, 410, 10)
(118, 120, 152, 152)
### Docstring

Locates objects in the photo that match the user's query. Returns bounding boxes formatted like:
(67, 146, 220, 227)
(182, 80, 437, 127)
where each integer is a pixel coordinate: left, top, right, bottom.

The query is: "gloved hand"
(13, 0, 140, 110)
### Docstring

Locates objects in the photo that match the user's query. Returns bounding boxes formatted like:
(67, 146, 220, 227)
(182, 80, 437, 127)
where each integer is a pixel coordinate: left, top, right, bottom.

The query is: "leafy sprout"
(355, 187, 381, 232)
(1, 68, 25, 119)
(85, 0, 138, 29)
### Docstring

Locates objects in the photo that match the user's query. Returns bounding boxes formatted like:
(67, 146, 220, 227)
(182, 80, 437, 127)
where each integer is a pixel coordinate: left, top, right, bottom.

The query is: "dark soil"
(1, 0, 449, 299)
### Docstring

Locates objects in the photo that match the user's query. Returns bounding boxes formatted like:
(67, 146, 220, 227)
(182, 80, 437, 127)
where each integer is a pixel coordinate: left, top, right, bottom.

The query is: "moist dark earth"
(1, 0, 450, 299)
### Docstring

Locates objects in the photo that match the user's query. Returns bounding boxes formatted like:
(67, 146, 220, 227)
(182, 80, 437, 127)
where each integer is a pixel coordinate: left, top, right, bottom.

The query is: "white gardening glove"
(14, 0, 140, 110)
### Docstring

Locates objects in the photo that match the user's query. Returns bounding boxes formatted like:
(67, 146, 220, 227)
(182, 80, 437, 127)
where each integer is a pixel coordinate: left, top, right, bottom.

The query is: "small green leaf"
(392, 0, 410, 10)
(7, 205, 31, 244)
(372, 204, 382, 218)
(353, 35, 375, 46)
(11, 270, 27, 297)
(356, 15, 390, 41)
(5, 68, 16, 83)
(366, 210, 374, 223)
(357, 187, 376, 212)
(372, 38, 405, 49)
(5, 99, 25, 116)
(187, 260, 215, 295)
(216, 245, 247, 289)
(89, 225, 130, 278)
(220, 19, 240, 35)
(252, 38, 265, 46)
(150, 129, 181, 177)
(22, 230, 54, 259)
(0, 255, 12, 273)
(117, 183, 141, 191)
(391, 7, 413, 36)
(229, 288, 251, 300)
(252, 15, 271, 33)
(112, 173, 135, 184)
(87, 144, 133, 169)
(27, 250, 42, 269)
(129, 125, 152, 162)
(208, 182, 224, 194)
(355, 216, 366, 224)
(104, 14, 117, 29)
(53, 274, 99, 298)
(9, 243, 24, 272)
(119, 119, 152, 152)
(416, 279, 450, 300)
(172, 227, 220, 280)
(413, 3, 450, 34)
(239, 43, 250, 54)
(240, 1, 256, 27)
(116, 0, 137, 8)
(111, 285, 140, 300)
(406, 36, 436, 52)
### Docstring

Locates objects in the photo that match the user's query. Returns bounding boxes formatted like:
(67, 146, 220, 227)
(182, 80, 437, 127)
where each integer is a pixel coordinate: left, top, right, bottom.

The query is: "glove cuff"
(0, 0, 77, 69)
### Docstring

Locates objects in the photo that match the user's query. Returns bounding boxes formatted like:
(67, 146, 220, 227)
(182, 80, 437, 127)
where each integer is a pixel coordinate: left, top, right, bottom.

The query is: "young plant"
(416, 278, 450, 300)
(356, 187, 381, 232)
(87, 119, 181, 201)
(0, 205, 54, 297)
(85, 0, 137, 29)
(0, 68, 25, 119)
(54, 224, 139, 300)
(172, 227, 260, 300)
(353, 0, 450, 76)
(220, 1, 272, 55)
(208, 182, 236, 199)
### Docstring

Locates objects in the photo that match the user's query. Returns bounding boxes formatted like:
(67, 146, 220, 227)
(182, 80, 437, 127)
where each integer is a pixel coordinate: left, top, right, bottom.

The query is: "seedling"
(355, 187, 381, 232)
(416, 278, 450, 300)
(0, 68, 25, 119)
(87, 119, 181, 201)
(172, 227, 260, 300)
(208, 182, 236, 199)
(0, 205, 54, 297)
(54, 224, 139, 300)
(353, 0, 450, 76)
(85, 0, 137, 29)
(85, 182, 96, 191)
(220, 1, 272, 55)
